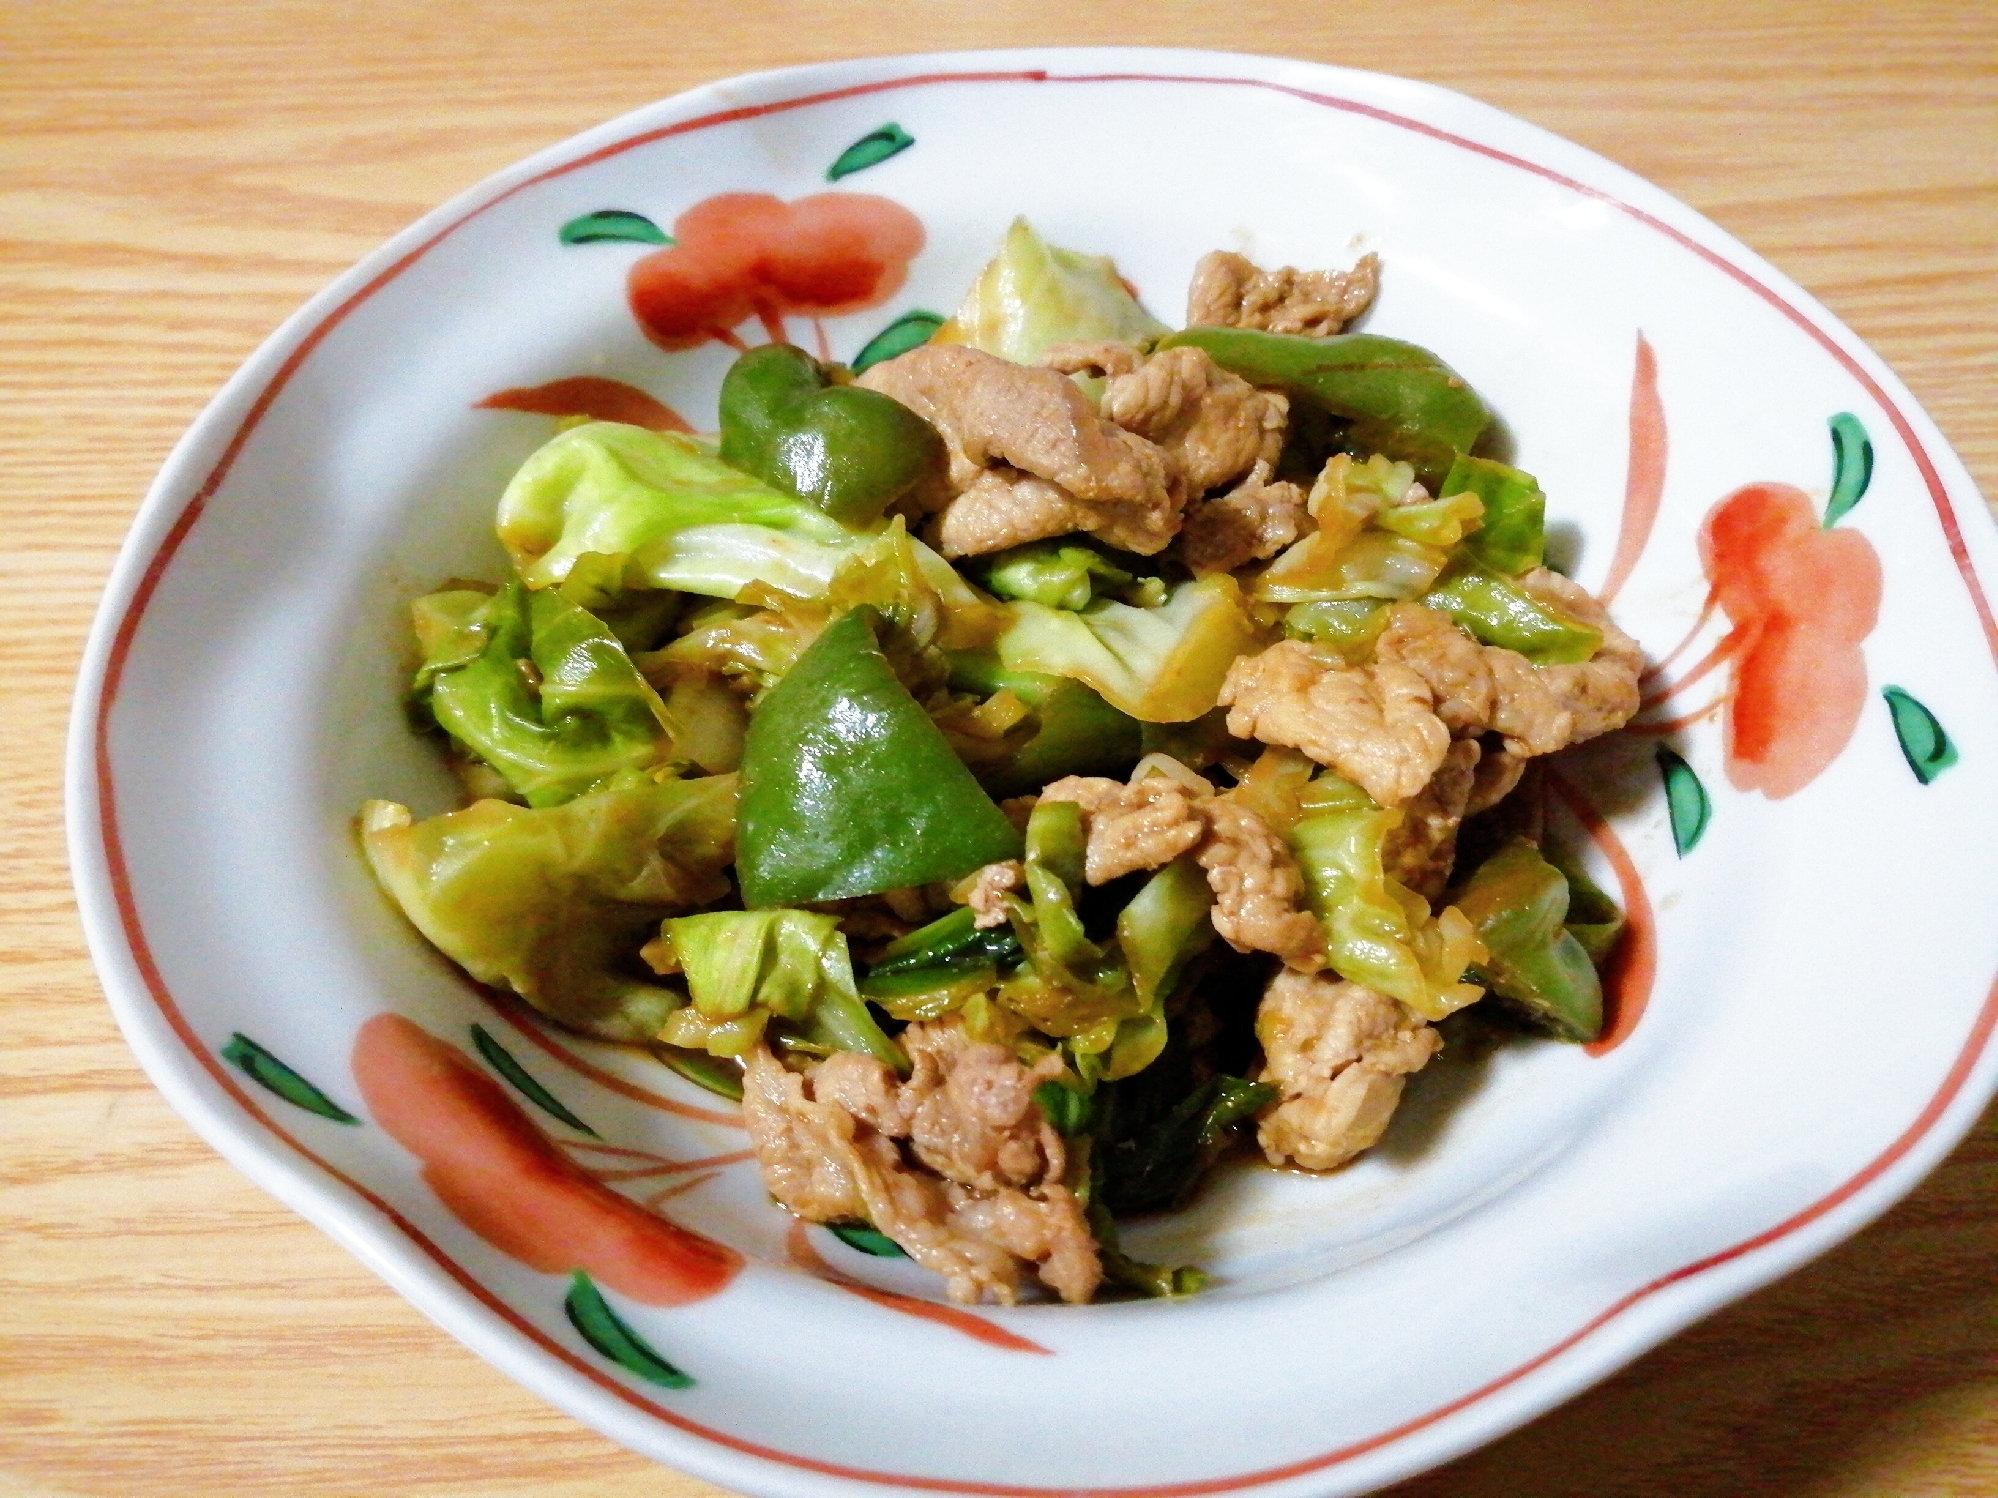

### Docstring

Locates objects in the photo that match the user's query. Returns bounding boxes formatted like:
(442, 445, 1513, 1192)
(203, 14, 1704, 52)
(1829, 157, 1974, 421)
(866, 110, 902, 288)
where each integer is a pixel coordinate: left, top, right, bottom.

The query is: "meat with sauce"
(1186, 248, 1381, 337)
(1034, 768, 1324, 972)
(742, 1023, 1101, 1305)
(857, 343, 1184, 557)
(1254, 970, 1440, 1171)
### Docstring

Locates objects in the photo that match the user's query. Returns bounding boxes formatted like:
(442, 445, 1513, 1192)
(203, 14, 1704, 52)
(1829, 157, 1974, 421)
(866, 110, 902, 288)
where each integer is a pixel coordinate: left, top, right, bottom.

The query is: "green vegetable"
(496, 422, 873, 601)
(858, 905, 1023, 1019)
(871, 905, 1025, 977)
(554, 552, 683, 651)
(1033, 1077, 1095, 1135)
(1096, 1073, 1275, 1215)
(1115, 854, 1216, 1007)
(1159, 326, 1490, 487)
(1441, 453, 1545, 575)
(656, 1047, 744, 1101)
(717, 343, 946, 527)
(1372, 489, 1485, 549)
(978, 540, 1143, 612)
(947, 651, 1141, 797)
(1284, 599, 1387, 660)
(1422, 563, 1601, 664)
(935, 217, 1168, 367)
(1288, 774, 1485, 1021)
(655, 909, 904, 1067)
(992, 575, 1263, 723)
(359, 769, 738, 1041)
(1450, 838, 1602, 1042)
(1543, 848, 1625, 967)
(736, 606, 1022, 907)
(996, 800, 1146, 1056)
(1086, 1190, 1207, 1299)
(1256, 530, 1449, 605)
(418, 580, 672, 808)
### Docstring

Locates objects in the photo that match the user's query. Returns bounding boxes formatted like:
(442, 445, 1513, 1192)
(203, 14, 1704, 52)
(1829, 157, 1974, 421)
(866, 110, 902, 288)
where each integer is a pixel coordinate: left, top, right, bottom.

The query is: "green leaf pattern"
(471, 1023, 598, 1136)
(827, 123, 915, 181)
(828, 1222, 908, 1258)
(564, 1271, 694, 1388)
(1883, 685, 1958, 784)
(223, 1033, 359, 1123)
(851, 309, 944, 373)
(559, 210, 671, 247)
(1656, 746, 1711, 856)
(1824, 412, 1873, 528)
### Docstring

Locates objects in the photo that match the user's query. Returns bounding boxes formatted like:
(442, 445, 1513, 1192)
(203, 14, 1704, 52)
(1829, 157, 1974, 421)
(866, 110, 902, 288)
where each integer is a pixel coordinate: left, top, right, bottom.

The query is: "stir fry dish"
(360, 220, 1641, 1306)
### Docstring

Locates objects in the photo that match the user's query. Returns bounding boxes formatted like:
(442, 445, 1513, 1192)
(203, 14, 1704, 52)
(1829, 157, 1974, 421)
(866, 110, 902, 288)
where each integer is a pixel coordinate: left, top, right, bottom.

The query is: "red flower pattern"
(352, 1014, 741, 1307)
(627, 191, 924, 350)
(1698, 482, 1883, 798)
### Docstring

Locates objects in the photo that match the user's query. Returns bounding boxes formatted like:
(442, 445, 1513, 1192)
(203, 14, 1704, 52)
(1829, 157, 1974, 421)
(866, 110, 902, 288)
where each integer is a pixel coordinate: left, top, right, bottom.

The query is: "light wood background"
(4, 3, 1994, 1495)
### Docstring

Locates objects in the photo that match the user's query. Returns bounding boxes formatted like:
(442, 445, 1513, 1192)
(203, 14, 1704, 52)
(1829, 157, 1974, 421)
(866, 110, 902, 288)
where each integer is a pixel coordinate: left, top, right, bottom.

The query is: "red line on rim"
(90, 63, 1998, 1496)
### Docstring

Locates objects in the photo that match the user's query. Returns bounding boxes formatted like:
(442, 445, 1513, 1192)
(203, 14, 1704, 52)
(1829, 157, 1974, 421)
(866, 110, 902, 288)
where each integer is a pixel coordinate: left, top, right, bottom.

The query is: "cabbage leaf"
(933, 217, 1169, 366)
(418, 579, 673, 807)
(496, 421, 871, 601)
(652, 909, 905, 1068)
(993, 575, 1263, 723)
(359, 769, 737, 1041)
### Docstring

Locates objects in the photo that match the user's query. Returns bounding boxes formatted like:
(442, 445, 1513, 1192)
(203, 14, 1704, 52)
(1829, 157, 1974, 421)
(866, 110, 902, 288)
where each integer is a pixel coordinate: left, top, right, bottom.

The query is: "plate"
(67, 47, 1998, 1498)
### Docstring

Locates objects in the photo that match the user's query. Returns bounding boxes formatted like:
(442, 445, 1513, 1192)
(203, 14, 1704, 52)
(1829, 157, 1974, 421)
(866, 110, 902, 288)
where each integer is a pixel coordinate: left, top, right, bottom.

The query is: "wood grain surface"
(3, 3, 1994, 1495)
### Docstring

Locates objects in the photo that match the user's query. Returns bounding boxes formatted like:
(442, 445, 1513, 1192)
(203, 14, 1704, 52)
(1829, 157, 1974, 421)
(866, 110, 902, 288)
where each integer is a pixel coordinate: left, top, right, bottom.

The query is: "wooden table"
(4, 4, 1993, 1494)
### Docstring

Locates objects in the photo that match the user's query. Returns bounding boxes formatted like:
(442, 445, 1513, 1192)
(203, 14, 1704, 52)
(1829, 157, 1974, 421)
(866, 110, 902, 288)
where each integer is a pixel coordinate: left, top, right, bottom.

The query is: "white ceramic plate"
(69, 48, 1998, 1498)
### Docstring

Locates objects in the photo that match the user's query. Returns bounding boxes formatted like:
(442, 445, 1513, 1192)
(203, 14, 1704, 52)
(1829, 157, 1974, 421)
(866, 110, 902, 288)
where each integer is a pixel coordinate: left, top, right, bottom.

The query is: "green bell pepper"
(1450, 838, 1603, 1042)
(1440, 453, 1546, 575)
(735, 606, 1022, 907)
(419, 580, 672, 808)
(717, 343, 946, 527)
(1422, 562, 1601, 664)
(1158, 326, 1490, 487)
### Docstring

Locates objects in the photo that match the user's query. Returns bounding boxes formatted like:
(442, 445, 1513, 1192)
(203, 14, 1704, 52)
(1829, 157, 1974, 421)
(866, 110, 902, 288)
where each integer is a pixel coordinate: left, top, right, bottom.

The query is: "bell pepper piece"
(736, 606, 1022, 907)
(1422, 562, 1601, 664)
(1450, 838, 1603, 1042)
(1158, 326, 1490, 487)
(420, 580, 672, 808)
(717, 344, 946, 527)
(1441, 453, 1546, 575)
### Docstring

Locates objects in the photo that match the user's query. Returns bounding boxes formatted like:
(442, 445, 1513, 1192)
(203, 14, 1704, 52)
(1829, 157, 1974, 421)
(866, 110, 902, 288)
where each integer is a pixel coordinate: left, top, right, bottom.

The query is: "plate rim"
(65, 45, 1998, 1498)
